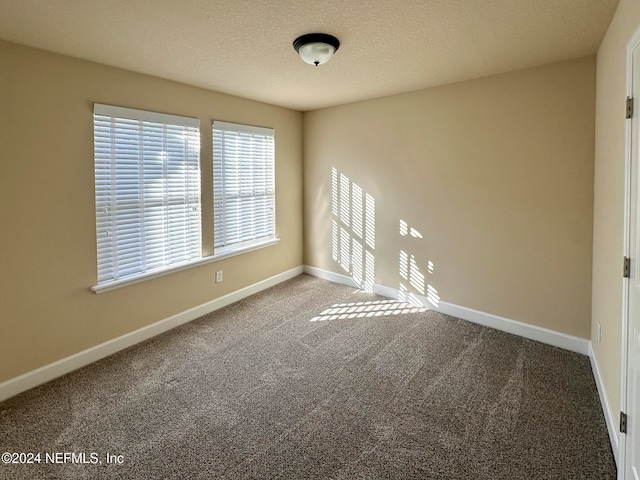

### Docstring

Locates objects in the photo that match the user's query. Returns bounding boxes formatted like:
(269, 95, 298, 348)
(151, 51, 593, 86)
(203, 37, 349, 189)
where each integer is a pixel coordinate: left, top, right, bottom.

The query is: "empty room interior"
(1, 0, 640, 478)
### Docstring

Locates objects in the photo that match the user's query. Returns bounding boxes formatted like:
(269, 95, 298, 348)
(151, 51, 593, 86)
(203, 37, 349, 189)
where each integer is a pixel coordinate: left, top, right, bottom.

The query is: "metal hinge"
(620, 412, 628, 434)
(624, 257, 631, 278)
(627, 96, 634, 119)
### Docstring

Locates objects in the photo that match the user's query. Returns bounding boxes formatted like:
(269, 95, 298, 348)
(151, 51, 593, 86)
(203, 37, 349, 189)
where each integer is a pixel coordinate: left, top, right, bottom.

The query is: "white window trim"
(92, 103, 202, 291)
(91, 237, 280, 294)
(94, 103, 200, 128)
(90, 108, 280, 294)
(212, 120, 277, 255)
(213, 120, 273, 136)
(210, 236, 280, 261)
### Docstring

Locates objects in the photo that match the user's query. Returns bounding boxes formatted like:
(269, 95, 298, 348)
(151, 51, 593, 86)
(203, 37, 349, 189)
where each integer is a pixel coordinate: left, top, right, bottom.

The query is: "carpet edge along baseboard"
(1, 265, 589, 402)
(0, 266, 304, 402)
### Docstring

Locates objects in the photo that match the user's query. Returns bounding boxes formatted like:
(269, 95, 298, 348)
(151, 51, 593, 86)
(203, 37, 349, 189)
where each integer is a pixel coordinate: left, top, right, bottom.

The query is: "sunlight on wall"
(399, 250, 425, 294)
(310, 299, 427, 322)
(427, 285, 440, 306)
(399, 219, 423, 239)
(331, 167, 375, 291)
(398, 219, 439, 307)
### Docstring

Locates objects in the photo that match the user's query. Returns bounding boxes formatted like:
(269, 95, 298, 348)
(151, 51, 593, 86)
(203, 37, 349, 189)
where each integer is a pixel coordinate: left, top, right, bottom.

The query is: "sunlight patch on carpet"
(310, 299, 428, 322)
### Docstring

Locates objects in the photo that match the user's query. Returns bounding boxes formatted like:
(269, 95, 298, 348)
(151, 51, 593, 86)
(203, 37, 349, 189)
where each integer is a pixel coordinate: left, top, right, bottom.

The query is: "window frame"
(91, 103, 202, 293)
(212, 120, 278, 257)
(90, 107, 280, 294)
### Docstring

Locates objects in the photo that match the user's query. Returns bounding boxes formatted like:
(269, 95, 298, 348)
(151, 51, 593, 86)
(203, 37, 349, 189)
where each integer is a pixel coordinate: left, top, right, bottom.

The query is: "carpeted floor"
(0, 274, 616, 479)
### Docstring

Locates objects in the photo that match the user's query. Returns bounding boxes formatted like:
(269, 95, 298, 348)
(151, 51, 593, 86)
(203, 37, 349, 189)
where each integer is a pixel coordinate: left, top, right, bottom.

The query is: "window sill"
(91, 237, 280, 294)
(211, 237, 280, 261)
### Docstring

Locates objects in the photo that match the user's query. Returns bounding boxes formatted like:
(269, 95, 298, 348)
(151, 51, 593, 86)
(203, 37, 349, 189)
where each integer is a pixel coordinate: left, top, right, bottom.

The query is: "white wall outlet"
(216, 271, 223, 283)
(597, 321, 602, 343)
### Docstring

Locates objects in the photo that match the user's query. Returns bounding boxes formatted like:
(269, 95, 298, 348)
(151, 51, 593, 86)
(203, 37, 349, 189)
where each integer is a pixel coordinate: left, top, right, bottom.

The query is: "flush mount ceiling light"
(293, 33, 340, 66)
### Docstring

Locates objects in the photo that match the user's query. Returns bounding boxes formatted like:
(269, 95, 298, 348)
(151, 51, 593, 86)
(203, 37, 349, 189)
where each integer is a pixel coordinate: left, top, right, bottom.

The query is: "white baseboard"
(0, 266, 304, 402)
(305, 265, 361, 288)
(589, 343, 620, 466)
(303, 265, 590, 355)
(436, 301, 590, 355)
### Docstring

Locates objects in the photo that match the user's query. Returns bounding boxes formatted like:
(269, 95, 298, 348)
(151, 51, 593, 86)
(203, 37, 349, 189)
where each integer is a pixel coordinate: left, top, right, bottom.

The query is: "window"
(93, 104, 201, 289)
(213, 121, 276, 255)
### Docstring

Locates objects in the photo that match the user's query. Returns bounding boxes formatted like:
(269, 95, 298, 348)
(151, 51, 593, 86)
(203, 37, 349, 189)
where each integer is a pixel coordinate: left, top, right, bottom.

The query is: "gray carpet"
(0, 274, 616, 479)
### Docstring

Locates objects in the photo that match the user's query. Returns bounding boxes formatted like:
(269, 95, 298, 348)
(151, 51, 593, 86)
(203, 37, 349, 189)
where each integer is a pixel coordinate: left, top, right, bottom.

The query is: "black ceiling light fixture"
(293, 33, 340, 66)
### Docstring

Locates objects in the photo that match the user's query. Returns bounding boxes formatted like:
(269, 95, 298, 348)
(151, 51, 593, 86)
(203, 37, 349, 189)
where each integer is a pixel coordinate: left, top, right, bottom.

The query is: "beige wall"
(304, 57, 596, 339)
(592, 0, 640, 420)
(0, 40, 303, 383)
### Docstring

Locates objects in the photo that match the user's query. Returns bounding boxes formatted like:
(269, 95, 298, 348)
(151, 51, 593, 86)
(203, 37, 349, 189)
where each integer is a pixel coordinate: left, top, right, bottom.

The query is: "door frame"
(620, 24, 640, 480)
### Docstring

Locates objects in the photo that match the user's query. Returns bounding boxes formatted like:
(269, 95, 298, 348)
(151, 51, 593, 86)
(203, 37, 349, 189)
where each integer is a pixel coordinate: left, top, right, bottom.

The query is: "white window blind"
(213, 121, 276, 254)
(93, 104, 202, 286)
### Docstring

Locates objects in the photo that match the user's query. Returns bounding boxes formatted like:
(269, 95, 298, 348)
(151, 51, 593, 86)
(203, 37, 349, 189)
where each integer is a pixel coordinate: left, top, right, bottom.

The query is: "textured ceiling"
(0, 0, 619, 111)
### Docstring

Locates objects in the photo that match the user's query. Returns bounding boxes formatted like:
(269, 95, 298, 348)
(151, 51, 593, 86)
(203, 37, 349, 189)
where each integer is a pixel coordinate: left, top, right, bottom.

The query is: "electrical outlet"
(597, 322, 602, 343)
(216, 271, 223, 283)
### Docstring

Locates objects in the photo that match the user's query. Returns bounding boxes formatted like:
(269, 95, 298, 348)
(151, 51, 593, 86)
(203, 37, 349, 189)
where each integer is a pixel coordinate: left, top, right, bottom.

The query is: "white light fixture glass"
(293, 33, 340, 66)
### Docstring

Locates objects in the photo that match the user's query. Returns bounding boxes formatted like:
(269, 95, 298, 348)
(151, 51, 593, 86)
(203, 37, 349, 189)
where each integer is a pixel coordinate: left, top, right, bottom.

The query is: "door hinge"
(620, 412, 628, 434)
(627, 96, 634, 119)
(624, 257, 631, 278)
